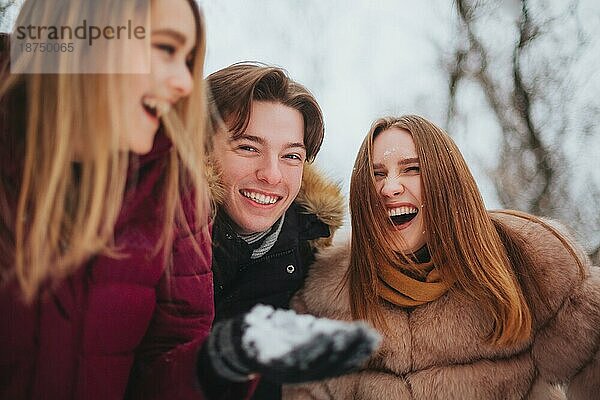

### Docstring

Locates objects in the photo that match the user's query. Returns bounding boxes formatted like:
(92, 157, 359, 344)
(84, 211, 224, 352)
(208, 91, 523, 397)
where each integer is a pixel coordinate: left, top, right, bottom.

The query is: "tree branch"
(512, 0, 554, 214)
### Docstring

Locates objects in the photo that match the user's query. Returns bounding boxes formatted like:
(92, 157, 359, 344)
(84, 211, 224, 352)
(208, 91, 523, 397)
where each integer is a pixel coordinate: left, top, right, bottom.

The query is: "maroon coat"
(0, 34, 252, 400)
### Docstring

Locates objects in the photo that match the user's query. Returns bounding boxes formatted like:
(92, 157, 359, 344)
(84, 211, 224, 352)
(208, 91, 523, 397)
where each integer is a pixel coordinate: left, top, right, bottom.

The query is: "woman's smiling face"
(372, 127, 426, 253)
(124, 0, 196, 154)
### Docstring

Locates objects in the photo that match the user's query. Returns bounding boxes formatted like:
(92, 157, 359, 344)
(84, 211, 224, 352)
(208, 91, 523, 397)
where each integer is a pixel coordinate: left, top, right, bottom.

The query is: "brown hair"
(347, 115, 585, 346)
(206, 62, 324, 162)
(0, 0, 210, 302)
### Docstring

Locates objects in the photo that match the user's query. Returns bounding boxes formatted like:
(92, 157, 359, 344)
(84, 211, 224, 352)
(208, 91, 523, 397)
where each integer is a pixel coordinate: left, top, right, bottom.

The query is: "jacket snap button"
(286, 265, 295, 274)
(225, 233, 233, 240)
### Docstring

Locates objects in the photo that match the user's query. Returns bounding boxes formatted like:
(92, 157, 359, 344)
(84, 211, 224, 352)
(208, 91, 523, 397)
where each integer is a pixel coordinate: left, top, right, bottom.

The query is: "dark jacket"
(0, 34, 252, 400)
(211, 164, 345, 399)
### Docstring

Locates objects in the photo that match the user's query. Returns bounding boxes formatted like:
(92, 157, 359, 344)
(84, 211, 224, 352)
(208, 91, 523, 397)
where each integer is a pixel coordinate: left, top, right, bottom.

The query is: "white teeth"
(156, 102, 171, 117)
(387, 206, 418, 217)
(142, 97, 171, 117)
(241, 190, 279, 205)
(143, 97, 157, 109)
(144, 98, 153, 108)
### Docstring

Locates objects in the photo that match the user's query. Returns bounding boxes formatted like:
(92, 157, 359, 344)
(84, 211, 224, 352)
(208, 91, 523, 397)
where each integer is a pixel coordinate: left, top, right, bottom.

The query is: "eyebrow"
(231, 134, 264, 145)
(372, 157, 420, 169)
(152, 29, 187, 45)
(232, 134, 306, 151)
(285, 142, 306, 151)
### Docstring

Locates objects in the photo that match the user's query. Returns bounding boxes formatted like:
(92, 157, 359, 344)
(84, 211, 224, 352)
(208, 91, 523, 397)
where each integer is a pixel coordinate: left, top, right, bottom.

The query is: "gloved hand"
(203, 304, 381, 384)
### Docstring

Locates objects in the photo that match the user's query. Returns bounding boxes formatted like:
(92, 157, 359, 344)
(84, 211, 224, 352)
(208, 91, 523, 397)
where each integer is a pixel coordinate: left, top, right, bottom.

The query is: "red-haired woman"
(284, 115, 600, 399)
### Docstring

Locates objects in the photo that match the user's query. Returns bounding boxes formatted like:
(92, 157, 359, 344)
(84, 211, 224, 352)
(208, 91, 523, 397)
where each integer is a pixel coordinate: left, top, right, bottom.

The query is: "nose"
(256, 156, 283, 185)
(168, 63, 194, 99)
(380, 176, 405, 198)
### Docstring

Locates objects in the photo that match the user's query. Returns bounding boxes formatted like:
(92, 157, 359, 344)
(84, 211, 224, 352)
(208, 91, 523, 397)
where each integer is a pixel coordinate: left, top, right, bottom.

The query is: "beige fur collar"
(296, 164, 345, 249)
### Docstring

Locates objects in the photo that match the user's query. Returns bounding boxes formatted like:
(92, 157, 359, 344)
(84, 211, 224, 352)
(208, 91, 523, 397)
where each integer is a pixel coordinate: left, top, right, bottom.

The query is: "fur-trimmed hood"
(206, 161, 345, 249)
(295, 163, 345, 249)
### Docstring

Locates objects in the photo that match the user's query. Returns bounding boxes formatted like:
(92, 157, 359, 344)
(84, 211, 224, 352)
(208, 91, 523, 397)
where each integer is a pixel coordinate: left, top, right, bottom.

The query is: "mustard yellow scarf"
(377, 255, 451, 307)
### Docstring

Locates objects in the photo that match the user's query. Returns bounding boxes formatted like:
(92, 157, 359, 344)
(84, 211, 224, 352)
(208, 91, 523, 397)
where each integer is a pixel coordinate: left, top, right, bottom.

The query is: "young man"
(207, 63, 345, 399)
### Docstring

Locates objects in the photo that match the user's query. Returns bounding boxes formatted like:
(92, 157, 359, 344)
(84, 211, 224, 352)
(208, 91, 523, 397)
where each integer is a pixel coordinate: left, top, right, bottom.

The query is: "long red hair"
(346, 115, 585, 346)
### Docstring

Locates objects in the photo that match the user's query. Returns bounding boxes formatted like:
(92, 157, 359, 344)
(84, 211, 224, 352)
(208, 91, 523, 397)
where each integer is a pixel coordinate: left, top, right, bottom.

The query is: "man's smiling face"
(212, 101, 306, 234)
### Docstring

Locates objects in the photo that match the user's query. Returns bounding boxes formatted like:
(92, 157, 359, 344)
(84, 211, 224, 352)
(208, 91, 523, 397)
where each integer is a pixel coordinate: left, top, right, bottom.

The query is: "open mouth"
(240, 190, 282, 205)
(142, 102, 158, 118)
(142, 97, 170, 119)
(388, 206, 418, 226)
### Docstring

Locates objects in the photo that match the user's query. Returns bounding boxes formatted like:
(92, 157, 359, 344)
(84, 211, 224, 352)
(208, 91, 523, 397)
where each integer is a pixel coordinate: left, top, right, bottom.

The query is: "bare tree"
(1, 0, 17, 32)
(442, 0, 600, 263)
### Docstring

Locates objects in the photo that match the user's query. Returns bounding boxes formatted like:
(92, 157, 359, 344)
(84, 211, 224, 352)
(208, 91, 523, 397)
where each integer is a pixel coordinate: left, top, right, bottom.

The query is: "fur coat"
(283, 212, 600, 400)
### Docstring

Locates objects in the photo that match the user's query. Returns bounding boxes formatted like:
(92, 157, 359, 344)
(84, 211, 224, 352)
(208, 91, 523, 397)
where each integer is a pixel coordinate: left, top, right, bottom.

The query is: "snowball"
(241, 304, 379, 366)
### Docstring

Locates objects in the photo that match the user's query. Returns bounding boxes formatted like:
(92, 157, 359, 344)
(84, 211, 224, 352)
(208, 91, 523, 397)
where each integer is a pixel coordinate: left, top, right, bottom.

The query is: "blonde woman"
(284, 115, 600, 399)
(0, 0, 226, 397)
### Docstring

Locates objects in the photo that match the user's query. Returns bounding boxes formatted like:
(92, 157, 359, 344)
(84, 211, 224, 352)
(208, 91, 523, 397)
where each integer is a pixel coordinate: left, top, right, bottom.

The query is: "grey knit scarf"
(237, 214, 285, 259)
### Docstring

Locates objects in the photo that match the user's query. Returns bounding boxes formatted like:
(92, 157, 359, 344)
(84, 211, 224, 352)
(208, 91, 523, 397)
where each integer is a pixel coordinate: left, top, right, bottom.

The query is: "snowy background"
(3, 0, 599, 253)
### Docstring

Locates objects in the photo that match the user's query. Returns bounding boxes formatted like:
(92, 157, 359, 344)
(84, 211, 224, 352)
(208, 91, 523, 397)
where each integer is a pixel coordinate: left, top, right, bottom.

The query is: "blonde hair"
(0, 0, 210, 302)
(347, 115, 584, 346)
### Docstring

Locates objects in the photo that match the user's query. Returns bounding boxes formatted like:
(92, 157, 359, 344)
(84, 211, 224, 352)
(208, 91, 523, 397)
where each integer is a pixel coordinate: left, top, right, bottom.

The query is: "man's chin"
(236, 218, 279, 235)
(226, 201, 287, 234)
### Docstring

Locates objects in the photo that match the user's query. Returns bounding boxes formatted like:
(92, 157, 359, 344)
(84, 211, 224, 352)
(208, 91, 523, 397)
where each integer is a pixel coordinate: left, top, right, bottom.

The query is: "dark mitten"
(203, 304, 381, 384)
